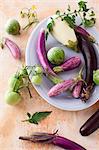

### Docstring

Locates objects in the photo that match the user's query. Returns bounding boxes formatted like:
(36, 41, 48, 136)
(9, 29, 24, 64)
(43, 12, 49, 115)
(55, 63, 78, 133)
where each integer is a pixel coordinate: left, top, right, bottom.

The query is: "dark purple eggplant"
(74, 26, 95, 42)
(80, 109, 99, 136)
(76, 33, 97, 101)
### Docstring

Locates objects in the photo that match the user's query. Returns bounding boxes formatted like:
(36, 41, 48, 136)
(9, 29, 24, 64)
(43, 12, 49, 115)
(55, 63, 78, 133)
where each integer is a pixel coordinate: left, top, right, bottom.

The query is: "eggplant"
(48, 79, 74, 97)
(37, 28, 63, 84)
(5, 38, 21, 59)
(72, 81, 83, 99)
(80, 109, 99, 136)
(53, 56, 81, 73)
(37, 28, 55, 76)
(19, 131, 86, 150)
(74, 26, 95, 42)
(76, 33, 97, 101)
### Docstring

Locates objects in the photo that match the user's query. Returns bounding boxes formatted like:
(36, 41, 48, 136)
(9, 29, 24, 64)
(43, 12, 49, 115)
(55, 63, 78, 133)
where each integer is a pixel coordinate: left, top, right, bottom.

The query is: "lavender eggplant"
(76, 33, 97, 101)
(53, 56, 81, 73)
(37, 29, 63, 84)
(48, 79, 74, 97)
(74, 26, 95, 42)
(80, 109, 99, 136)
(5, 38, 21, 59)
(72, 80, 83, 99)
(19, 131, 86, 150)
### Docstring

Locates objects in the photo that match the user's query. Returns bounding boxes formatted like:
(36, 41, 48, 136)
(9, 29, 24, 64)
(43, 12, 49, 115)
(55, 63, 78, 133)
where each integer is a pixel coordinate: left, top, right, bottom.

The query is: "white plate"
(26, 17, 99, 111)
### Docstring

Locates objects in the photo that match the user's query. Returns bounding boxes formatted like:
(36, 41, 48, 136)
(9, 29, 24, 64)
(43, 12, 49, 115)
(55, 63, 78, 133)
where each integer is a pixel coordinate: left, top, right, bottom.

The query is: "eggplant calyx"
(81, 84, 94, 102)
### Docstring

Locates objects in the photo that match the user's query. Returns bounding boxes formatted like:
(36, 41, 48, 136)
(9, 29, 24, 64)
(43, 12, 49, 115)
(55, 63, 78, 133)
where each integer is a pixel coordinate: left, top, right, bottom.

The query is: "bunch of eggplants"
(75, 31, 97, 101)
(37, 26, 98, 102)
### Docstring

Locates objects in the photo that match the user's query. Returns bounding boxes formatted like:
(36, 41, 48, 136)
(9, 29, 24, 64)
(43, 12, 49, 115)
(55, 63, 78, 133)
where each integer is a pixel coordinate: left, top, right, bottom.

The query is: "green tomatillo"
(47, 47, 65, 65)
(93, 69, 99, 85)
(4, 91, 21, 105)
(5, 19, 20, 35)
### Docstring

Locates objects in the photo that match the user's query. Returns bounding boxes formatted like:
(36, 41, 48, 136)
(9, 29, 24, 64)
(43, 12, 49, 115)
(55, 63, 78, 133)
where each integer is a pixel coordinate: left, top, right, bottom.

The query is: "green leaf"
(78, 1, 87, 11)
(84, 18, 96, 27)
(47, 22, 53, 32)
(23, 111, 52, 124)
(63, 15, 75, 28)
(45, 31, 49, 40)
(50, 17, 55, 25)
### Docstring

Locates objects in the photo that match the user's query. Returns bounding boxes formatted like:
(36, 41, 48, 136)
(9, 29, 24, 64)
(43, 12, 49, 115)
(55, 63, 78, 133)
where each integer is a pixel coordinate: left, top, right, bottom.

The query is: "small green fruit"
(4, 91, 21, 105)
(5, 19, 20, 35)
(93, 69, 99, 85)
(35, 66, 43, 74)
(47, 47, 65, 65)
(32, 75, 42, 85)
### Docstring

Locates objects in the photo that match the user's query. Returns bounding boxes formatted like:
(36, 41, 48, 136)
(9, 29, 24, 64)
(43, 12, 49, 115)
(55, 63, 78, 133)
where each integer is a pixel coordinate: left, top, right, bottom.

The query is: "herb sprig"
(22, 111, 52, 124)
(46, 1, 96, 40)
(20, 5, 39, 30)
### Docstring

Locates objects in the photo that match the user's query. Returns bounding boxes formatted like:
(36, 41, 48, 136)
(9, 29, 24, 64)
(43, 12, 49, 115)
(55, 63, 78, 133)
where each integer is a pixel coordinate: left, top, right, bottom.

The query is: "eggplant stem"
(27, 86, 32, 98)
(22, 20, 39, 30)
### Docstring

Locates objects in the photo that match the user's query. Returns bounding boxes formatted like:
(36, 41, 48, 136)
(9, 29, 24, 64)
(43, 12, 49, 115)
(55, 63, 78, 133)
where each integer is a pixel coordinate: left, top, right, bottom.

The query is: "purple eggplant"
(37, 29, 63, 84)
(19, 131, 86, 150)
(53, 56, 81, 73)
(76, 32, 97, 101)
(72, 80, 83, 99)
(37, 28, 55, 75)
(48, 79, 74, 97)
(75, 26, 95, 42)
(5, 38, 21, 59)
(80, 109, 99, 136)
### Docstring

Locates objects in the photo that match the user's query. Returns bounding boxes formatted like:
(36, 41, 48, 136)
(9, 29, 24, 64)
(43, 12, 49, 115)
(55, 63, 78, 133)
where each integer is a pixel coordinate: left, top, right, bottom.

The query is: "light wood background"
(0, 0, 99, 150)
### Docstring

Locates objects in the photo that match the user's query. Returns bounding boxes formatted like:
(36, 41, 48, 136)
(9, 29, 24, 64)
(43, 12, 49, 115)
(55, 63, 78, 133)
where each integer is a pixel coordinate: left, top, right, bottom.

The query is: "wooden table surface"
(0, 0, 99, 150)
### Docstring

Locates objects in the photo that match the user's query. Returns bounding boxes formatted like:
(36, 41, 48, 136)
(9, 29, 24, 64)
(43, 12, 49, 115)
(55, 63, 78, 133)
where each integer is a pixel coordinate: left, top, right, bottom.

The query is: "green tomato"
(8, 75, 23, 91)
(5, 19, 20, 35)
(47, 47, 65, 65)
(32, 75, 42, 85)
(4, 91, 21, 105)
(35, 66, 43, 74)
(93, 69, 99, 85)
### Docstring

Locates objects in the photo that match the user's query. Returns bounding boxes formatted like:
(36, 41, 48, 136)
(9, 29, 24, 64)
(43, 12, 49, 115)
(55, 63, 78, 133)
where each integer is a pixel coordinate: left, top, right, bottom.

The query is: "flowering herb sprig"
(20, 5, 39, 30)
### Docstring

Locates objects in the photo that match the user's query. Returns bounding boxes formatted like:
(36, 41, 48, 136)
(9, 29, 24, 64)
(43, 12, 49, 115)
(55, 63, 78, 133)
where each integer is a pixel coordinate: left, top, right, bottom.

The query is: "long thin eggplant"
(80, 109, 99, 136)
(19, 131, 86, 150)
(37, 28, 55, 76)
(74, 26, 95, 42)
(76, 33, 97, 101)
(37, 29, 63, 84)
